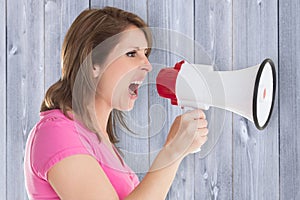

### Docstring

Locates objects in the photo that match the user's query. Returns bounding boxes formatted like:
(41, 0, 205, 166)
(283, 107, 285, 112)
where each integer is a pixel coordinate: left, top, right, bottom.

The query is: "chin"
(114, 102, 135, 111)
(123, 107, 134, 111)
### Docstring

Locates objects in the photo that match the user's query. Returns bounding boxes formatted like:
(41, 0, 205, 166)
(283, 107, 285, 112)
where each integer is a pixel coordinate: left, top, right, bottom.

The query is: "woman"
(24, 7, 208, 200)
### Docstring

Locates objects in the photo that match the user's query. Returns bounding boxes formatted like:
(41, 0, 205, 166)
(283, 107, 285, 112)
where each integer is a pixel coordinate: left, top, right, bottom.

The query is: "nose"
(140, 55, 152, 72)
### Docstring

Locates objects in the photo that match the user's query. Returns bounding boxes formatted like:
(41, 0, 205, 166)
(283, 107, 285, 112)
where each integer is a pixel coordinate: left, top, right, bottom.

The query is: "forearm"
(125, 109, 207, 200)
(125, 147, 184, 200)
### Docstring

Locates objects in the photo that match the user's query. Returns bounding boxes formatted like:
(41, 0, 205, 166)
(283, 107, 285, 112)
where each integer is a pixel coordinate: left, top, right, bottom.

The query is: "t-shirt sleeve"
(31, 117, 91, 181)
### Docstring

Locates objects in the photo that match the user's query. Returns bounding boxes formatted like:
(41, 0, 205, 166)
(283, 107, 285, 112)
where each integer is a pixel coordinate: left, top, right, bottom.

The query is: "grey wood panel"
(166, 1, 195, 199)
(279, 0, 300, 199)
(194, 1, 233, 199)
(2, 0, 299, 199)
(148, 0, 195, 199)
(233, 1, 279, 200)
(147, 0, 169, 165)
(7, 0, 45, 199)
(91, 0, 147, 21)
(45, 0, 89, 90)
(90, 0, 150, 180)
(0, 0, 6, 199)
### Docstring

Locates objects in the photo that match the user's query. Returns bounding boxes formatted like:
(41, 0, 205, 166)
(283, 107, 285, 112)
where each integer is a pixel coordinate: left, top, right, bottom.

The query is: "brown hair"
(41, 7, 152, 143)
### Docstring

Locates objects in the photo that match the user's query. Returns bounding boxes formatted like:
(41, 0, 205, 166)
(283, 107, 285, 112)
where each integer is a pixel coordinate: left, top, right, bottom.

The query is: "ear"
(92, 64, 101, 78)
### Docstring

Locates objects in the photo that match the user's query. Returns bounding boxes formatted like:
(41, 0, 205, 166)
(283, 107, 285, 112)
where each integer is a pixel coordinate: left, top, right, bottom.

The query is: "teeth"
(129, 81, 143, 96)
(130, 81, 143, 86)
(129, 90, 136, 95)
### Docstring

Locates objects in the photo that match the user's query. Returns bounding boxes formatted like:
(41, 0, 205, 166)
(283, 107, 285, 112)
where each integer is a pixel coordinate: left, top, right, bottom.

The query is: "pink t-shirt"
(24, 109, 139, 199)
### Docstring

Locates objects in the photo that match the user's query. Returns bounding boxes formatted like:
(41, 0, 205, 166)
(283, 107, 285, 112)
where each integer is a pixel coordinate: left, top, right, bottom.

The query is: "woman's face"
(95, 26, 152, 111)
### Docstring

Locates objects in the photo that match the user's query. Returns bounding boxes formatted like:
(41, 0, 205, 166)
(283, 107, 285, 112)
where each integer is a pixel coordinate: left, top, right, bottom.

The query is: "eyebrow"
(129, 47, 149, 50)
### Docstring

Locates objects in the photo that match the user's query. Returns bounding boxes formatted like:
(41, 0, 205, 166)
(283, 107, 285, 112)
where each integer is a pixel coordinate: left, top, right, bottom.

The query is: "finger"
(201, 135, 208, 143)
(197, 119, 208, 128)
(196, 128, 209, 137)
(184, 109, 206, 120)
(194, 109, 206, 119)
(183, 117, 207, 134)
(195, 129, 208, 137)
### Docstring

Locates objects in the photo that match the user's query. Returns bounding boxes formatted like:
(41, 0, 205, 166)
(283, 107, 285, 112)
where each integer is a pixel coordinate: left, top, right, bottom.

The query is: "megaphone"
(156, 58, 276, 130)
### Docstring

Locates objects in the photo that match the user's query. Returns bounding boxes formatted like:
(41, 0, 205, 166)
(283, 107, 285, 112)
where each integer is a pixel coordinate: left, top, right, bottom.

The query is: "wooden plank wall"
(7, 1, 44, 199)
(194, 1, 233, 199)
(45, 0, 89, 90)
(279, 0, 300, 199)
(147, 1, 195, 199)
(2, 0, 299, 199)
(233, 1, 279, 200)
(90, 0, 150, 179)
(0, 0, 6, 199)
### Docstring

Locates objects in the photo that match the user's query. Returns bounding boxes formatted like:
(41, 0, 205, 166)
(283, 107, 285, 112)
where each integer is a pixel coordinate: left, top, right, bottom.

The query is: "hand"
(164, 109, 208, 157)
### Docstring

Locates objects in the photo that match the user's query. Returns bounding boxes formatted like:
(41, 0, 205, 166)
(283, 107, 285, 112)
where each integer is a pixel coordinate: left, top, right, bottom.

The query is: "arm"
(48, 109, 208, 200)
(124, 147, 183, 200)
(48, 154, 119, 200)
(125, 109, 208, 199)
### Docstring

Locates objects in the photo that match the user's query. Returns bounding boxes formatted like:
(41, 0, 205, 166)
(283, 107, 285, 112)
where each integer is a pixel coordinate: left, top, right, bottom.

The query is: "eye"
(126, 50, 137, 57)
(144, 48, 150, 57)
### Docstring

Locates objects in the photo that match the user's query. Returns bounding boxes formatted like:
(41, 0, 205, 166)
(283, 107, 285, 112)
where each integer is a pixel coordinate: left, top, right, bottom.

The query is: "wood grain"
(0, 0, 6, 199)
(279, 0, 300, 199)
(90, 0, 150, 180)
(91, 0, 147, 20)
(194, 1, 233, 199)
(2, 0, 299, 199)
(233, 0, 279, 199)
(7, 0, 44, 199)
(45, 0, 89, 89)
(148, 0, 195, 199)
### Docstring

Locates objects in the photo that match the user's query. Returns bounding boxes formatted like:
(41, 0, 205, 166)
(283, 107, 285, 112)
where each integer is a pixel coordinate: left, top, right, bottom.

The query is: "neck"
(94, 97, 112, 141)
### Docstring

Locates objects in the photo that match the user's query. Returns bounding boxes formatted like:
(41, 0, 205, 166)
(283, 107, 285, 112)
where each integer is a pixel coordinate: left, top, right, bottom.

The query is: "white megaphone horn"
(156, 58, 276, 130)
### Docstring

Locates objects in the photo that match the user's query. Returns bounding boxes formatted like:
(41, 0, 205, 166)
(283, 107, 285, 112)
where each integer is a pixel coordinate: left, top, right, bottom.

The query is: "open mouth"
(128, 81, 142, 96)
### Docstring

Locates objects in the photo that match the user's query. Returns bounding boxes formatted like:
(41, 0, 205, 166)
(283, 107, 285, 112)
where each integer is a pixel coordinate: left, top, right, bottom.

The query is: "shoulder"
(36, 109, 75, 133)
(29, 109, 91, 180)
(32, 110, 83, 152)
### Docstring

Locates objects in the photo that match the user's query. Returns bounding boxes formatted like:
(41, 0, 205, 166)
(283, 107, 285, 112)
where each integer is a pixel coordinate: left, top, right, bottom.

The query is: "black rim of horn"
(252, 58, 276, 130)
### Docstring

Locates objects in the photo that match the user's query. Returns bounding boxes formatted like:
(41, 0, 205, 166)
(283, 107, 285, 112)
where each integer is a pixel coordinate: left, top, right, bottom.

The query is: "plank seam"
(5, 0, 8, 198)
(231, 1, 234, 200)
(146, 0, 151, 170)
(193, 2, 196, 199)
(277, 0, 281, 199)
